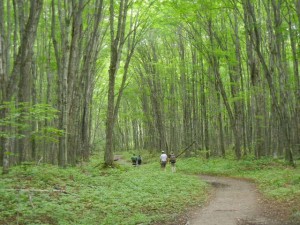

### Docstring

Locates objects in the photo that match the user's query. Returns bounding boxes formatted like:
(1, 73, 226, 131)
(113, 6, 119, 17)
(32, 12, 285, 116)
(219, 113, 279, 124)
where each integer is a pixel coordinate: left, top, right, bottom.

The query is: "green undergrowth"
(178, 156, 300, 220)
(2, 154, 299, 224)
(0, 157, 207, 225)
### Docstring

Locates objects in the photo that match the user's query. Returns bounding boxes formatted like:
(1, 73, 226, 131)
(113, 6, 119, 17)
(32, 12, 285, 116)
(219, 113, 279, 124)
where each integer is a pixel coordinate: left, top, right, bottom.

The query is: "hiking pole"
(176, 141, 196, 158)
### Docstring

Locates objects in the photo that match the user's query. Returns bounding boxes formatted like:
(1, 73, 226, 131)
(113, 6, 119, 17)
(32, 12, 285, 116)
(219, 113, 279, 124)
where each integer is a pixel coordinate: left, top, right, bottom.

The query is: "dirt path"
(187, 175, 290, 225)
(114, 156, 297, 225)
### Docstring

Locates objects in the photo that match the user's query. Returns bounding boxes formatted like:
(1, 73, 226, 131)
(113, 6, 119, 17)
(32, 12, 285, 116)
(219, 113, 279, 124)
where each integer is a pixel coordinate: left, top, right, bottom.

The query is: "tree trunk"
(287, 1, 300, 155)
(244, 0, 294, 165)
(208, 19, 241, 159)
(1, 0, 43, 172)
(51, 0, 69, 168)
(80, 0, 104, 161)
(243, 3, 265, 158)
(216, 83, 225, 157)
(200, 58, 210, 158)
(0, 0, 6, 169)
(67, 0, 84, 166)
(105, 0, 129, 167)
(178, 27, 192, 151)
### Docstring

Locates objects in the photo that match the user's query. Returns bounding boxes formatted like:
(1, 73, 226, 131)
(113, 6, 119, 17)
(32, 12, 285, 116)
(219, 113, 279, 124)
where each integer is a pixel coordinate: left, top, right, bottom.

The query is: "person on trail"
(137, 155, 142, 166)
(131, 154, 137, 166)
(169, 152, 176, 173)
(160, 151, 168, 171)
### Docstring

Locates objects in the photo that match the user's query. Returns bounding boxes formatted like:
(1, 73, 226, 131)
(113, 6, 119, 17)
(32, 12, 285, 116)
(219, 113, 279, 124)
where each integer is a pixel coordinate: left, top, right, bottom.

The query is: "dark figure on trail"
(131, 154, 137, 166)
(137, 155, 142, 166)
(160, 151, 168, 171)
(169, 152, 176, 173)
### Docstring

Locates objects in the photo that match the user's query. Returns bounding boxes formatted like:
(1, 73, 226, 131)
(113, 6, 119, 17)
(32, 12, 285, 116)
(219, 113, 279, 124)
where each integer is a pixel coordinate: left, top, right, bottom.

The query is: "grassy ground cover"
(0, 156, 207, 225)
(1, 154, 299, 224)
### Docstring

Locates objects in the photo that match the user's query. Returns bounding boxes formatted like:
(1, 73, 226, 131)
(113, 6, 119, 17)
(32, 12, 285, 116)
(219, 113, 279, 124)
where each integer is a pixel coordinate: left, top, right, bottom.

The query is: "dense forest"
(1, 0, 299, 174)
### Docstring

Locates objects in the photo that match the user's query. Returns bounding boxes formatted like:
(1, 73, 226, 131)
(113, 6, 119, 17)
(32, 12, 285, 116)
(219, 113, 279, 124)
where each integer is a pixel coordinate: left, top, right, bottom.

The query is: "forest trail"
(187, 175, 291, 225)
(114, 154, 131, 165)
(114, 156, 297, 225)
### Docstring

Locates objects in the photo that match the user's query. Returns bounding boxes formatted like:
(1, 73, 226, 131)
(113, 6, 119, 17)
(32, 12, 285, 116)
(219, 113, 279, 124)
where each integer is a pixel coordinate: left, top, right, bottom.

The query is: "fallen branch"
(176, 141, 196, 158)
(28, 193, 35, 208)
(37, 157, 43, 165)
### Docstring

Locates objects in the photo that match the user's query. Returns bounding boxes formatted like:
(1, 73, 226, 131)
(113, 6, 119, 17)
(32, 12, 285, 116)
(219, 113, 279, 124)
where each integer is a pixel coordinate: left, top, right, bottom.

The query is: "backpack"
(137, 156, 142, 164)
(170, 154, 176, 163)
(131, 156, 137, 164)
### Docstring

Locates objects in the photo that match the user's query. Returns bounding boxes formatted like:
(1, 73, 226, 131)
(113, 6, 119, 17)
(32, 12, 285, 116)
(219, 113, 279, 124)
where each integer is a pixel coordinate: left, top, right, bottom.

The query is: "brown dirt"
(185, 175, 299, 225)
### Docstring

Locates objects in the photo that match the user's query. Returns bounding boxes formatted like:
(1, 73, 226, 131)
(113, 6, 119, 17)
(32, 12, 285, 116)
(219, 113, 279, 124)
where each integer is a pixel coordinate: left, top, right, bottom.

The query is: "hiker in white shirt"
(160, 151, 168, 171)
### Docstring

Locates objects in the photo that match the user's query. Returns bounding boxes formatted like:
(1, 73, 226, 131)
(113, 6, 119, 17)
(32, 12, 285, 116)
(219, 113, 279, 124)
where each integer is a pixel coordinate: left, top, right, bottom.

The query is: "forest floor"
(115, 155, 299, 225)
(185, 175, 298, 225)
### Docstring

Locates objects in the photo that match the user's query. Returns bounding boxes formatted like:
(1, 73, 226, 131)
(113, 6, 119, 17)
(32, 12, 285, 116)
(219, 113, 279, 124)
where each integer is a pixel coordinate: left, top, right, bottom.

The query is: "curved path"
(114, 156, 296, 225)
(187, 175, 285, 225)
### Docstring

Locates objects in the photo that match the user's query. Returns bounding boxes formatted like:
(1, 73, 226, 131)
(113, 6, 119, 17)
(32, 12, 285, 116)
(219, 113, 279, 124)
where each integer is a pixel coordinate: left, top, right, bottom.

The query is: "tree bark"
(244, 0, 294, 165)
(105, 0, 129, 166)
(287, 1, 300, 155)
(66, 0, 84, 166)
(207, 19, 241, 159)
(80, 0, 104, 161)
(1, 0, 43, 173)
(51, 0, 69, 168)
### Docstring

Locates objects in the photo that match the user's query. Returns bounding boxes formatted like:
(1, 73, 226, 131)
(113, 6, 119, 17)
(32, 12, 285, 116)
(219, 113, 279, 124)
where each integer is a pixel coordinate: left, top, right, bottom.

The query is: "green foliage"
(31, 127, 64, 143)
(0, 157, 208, 225)
(0, 101, 63, 142)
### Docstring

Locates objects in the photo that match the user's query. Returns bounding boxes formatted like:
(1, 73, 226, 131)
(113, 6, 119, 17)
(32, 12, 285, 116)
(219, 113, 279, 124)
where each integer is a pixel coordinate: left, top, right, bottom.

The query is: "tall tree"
(242, 0, 294, 165)
(1, 0, 43, 173)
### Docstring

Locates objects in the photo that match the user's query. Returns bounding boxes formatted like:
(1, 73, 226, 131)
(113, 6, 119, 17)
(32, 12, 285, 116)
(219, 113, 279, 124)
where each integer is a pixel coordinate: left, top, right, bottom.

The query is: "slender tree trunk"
(216, 83, 225, 157)
(80, 0, 104, 161)
(0, 0, 6, 169)
(200, 58, 210, 158)
(67, 0, 84, 166)
(105, 0, 129, 166)
(168, 69, 178, 153)
(51, 0, 69, 167)
(232, 11, 246, 155)
(178, 27, 192, 151)
(287, 1, 300, 155)
(1, 0, 43, 172)
(208, 19, 241, 159)
(244, 0, 294, 165)
(191, 50, 200, 153)
(31, 61, 37, 161)
(137, 67, 157, 150)
(243, 5, 262, 157)
(0, 48, 9, 173)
